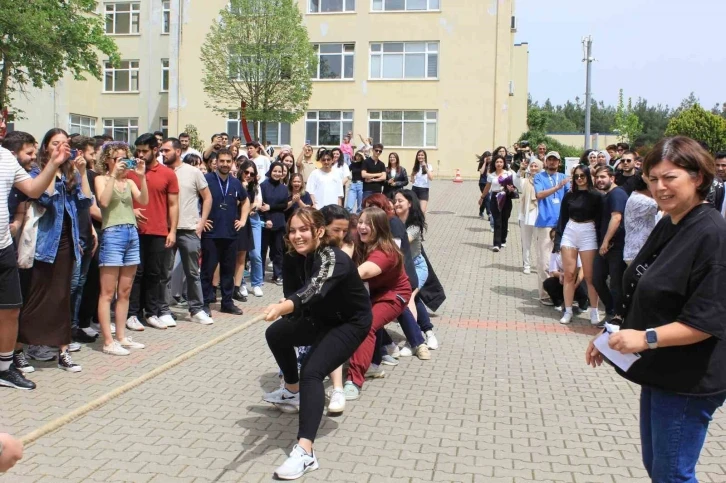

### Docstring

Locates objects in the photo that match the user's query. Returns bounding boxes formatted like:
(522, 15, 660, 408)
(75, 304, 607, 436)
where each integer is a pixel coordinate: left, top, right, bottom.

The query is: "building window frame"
(305, 110, 353, 146)
(371, 0, 440, 12)
(368, 110, 437, 148)
(104, 2, 141, 35)
(103, 60, 140, 93)
(308, 0, 356, 14)
(103, 118, 139, 143)
(226, 112, 292, 146)
(68, 114, 97, 137)
(369, 41, 439, 80)
(162, 1, 170, 34)
(312, 43, 355, 80)
(160, 118, 168, 138)
(161, 59, 170, 92)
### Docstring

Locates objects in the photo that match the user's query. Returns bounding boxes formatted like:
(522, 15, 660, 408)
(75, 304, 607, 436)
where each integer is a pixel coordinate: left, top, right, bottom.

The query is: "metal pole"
(583, 36, 593, 150)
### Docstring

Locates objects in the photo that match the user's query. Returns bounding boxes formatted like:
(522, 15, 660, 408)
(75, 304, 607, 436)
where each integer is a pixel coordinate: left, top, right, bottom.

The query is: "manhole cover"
(427, 210, 455, 215)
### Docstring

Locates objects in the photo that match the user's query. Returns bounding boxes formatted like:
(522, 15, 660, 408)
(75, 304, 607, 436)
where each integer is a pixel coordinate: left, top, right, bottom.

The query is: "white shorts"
(561, 220, 598, 251)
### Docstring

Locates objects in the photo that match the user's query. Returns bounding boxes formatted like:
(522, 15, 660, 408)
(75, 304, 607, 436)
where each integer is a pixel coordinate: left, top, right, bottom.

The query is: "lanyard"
(216, 173, 229, 199)
(548, 174, 558, 188)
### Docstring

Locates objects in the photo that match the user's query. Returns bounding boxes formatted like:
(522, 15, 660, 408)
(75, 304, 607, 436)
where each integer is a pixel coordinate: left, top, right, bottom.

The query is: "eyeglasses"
(621, 159, 634, 163)
(573, 174, 587, 180)
(374, 149, 382, 153)
(244, 170, 255, 175)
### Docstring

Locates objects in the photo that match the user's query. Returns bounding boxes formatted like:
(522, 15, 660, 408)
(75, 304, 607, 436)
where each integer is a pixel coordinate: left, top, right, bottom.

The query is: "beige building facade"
(12, 0, 528, 178)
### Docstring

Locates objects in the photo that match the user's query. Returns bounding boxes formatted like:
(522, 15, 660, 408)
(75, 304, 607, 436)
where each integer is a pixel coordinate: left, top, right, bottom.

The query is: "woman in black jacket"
(263, 207, 372, 480)
(259, 161, 289, 285)
(383, 152, 408, 197)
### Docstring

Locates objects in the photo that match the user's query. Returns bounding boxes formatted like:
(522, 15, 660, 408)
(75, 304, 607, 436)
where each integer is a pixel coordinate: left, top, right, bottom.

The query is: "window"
(227, 112, 291, 146)
(69, 115, 97, 137)
(305, 111, 353, 146)
(105, 3, 140, 35)
(368, 110, 437, 147)
(312, 44, 354, 80)
(104, 60, 140, 92)
(369, 42, 438, 79)
(160, 118, 168, 138)
(103, 118, 139, 143)
(162, 1, 170, 34)
(309, 0, 355, 13)
(161, 59, 169, 91)
(372, 0, 440, 11)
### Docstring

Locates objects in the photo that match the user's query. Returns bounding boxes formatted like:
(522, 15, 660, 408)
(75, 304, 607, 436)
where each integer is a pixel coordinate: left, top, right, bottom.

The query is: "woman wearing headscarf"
(514, 159, 542, 275)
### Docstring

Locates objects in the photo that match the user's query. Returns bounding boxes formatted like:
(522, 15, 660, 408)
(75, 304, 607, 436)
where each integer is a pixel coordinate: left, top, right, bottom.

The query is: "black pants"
(543, 276, 589, 308)
(262, 228, 284, 280)
(266, 315, 369, 441)
(201, 237, 237, 309)
(592, 249, 626, 316)
(129, 235, 173, 318)
(490, 195, 512, 248)
(478, 184, 489, 216)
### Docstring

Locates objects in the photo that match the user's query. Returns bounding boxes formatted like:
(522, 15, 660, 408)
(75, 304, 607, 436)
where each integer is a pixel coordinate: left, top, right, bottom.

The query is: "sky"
(515, 0, 725, 109)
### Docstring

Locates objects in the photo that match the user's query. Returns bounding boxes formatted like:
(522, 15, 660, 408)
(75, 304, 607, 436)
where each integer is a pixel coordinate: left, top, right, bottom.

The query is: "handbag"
(16, 201, 46, 269)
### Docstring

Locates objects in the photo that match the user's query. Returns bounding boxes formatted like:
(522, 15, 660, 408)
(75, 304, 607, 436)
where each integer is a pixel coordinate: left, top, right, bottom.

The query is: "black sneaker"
(273, 278, 284, 286)
(72, 326, 97, 343)
(220, 304, 243, 315)
(58, 351, 82, 373)
(0, 365, 37, 390)
(12, 350, 35, 374)
(233, 287, 247, 302)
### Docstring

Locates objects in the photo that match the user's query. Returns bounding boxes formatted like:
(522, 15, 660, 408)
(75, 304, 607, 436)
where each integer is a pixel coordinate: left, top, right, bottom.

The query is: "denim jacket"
(31, 167, 91, 264)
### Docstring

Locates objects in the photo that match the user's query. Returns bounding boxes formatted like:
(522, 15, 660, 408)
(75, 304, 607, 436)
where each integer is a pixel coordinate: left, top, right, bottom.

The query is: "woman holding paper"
(585, 136, 726, 483)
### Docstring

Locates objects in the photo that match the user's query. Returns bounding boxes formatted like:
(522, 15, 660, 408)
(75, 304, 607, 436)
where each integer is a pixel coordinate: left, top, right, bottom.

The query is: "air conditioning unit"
(510, 15, 517, 31)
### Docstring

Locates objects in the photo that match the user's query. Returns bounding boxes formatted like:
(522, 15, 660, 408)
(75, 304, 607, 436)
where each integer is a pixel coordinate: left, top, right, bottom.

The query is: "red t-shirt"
(129, 162, 179, 236)
(366, 249, 411, 302)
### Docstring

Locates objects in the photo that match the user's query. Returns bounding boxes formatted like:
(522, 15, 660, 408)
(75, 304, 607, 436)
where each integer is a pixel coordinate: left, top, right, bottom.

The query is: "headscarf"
(265, 161, 285, 184)
(598, 150, 611, 165)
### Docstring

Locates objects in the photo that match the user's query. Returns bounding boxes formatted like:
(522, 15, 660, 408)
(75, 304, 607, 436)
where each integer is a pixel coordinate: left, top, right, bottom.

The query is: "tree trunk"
(260, 121, 267, 144)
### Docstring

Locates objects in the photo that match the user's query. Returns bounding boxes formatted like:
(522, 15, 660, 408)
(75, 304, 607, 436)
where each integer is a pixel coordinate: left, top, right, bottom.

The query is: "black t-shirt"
(598, 186, 628, 249)
(561, 189, 603, 222)
(77, 170, 98, 246)
(615, 171, 639, 196)
(362, 157, 386, 193)
(349, 161, 364, 183)
(389, 217, 418, 290)
(617, 204, 726, 395)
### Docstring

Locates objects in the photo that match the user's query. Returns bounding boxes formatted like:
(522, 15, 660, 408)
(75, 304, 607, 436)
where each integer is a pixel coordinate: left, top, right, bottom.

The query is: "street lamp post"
(582, 36, 594, 150)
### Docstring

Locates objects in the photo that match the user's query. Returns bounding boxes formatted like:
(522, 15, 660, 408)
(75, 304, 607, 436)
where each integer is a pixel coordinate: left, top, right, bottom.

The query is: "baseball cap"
(545, 151, 561, 160)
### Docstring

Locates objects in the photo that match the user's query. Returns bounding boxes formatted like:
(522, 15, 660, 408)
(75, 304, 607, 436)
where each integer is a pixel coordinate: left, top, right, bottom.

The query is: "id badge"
(552, 198, 560, 204)
(219, 202, 228, 210)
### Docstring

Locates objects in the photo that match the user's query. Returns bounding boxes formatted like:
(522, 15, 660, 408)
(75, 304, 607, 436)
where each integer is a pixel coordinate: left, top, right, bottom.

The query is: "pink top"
(340, 142, 353, 157)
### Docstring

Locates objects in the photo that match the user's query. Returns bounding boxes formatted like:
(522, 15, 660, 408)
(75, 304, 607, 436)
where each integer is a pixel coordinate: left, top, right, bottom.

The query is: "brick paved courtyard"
(1, 180, 724, 482)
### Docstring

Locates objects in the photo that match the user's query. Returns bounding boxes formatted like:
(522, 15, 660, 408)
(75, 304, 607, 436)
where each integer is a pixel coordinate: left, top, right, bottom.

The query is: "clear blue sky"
(515, 0, 724, 109)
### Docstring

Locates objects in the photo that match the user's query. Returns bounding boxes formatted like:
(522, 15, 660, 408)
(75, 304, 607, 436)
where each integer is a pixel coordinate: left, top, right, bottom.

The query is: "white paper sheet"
(593, 324, 641, 372)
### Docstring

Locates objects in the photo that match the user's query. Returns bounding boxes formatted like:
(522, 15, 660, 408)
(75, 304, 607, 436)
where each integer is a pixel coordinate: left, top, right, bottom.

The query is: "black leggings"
(266, 316, 369, 441)
(262, 228, 284, 280)
(490, 195, 513, 248)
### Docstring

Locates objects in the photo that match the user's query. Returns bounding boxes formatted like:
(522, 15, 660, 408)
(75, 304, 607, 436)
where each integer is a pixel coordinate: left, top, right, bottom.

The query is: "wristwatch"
(645, 328, 658, 350)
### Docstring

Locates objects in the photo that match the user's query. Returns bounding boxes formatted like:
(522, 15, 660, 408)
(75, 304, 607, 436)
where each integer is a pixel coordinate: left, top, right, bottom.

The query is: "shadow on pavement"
(491, 285, 538, 305)
(465, 227, 490, 233)
(462, 242, 490, 250)
(487, 263, 526, 273)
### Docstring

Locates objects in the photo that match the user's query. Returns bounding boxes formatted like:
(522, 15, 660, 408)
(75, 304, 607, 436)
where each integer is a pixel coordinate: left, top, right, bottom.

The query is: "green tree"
(200, 0, 316, 142)
(613, 89, 643, 144)
(0, 0, 119, 114)
(184, 124, 205, 151)
(664, 104, 726, 153)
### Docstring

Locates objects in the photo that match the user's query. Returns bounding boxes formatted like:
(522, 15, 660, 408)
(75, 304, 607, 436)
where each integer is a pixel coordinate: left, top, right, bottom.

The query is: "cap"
(545, 151, 561, 160)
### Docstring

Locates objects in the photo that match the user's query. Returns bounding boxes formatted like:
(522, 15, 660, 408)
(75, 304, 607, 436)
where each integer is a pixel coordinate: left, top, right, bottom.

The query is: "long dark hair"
(238, 159, 258, 196)
(579, 149, 595, 166)
(571, 165, 595, 191)
(489, 154, 509, 173)
(396, 189, 427, 238)
(387, 152, 400, 177)
(330, 147, 344, 168)
(493, 146, 508, 158)
(412, 149, 428, 175)
(39, 128, 76, 192)
(477, 151, 492, 171)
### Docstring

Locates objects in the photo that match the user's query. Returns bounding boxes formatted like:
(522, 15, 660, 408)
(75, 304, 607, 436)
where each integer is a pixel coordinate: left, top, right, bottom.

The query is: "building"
(547, 132, 620, 151)
(13, 0, 528, 178)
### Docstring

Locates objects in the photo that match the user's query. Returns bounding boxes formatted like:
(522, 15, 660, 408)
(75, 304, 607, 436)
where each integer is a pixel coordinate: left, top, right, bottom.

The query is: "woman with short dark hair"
(586, 136, 726, 483)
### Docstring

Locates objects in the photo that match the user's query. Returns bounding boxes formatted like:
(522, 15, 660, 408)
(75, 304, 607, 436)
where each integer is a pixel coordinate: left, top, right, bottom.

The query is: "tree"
(200, 0, 316, 142)
(184, 124, 205, 151)
(613, 89, 643, 144)
(0, 0, 119, 115)
(664, 104, 726, 153)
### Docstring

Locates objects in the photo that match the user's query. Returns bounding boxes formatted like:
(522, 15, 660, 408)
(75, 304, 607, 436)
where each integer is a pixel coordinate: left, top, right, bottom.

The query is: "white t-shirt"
(486, 169, 514, 193)
(0, 147, 31, 249)
(549, 252, 582, 274)
(181, 148, 202, 161)
(307, 169, 344, 209)
(332, 163, 351, 185)
(253, 155, 271, 179)
(412, 164, 433, 188)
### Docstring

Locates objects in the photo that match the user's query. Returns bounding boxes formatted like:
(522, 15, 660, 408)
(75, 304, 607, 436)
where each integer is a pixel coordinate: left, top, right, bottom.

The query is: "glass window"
(367, 110, 437, 147)
(103, 60, 140, 92)
(162, 1, 170, 34)
(68, 114, 97, 137)
(313, 43, 355, 80)
(370, 42, 438, 79)
(103, 118, 139, 143)
(226, 112, 291, 145)
(309, 0, 355, 13)
(305, 111, 354, 146)
(105, 3, 141, 35)
(161, 59, 169, 91)
(372, 0, 440, 11)
(160, 118, 168, 138)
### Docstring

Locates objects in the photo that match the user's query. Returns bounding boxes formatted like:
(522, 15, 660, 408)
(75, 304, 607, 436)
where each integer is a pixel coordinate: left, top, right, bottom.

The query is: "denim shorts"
(413, 254, 428, 289)
(99, 224, 140, 267)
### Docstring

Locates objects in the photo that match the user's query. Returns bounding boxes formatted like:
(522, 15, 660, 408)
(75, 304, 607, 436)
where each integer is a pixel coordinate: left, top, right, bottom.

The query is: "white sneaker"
(126, 316, 144, 331)
(492, 247, 500, 252)
(240, 285, 249, 297)
(158, 314, 176, 328)
(590, 309, 601, 326)
(263, 387, 300, 407)
(398, 344, 413, 357)
(523, 267, 531, 274)
(559, 312, 573, 325)
(146, 316, 167, 330)
(192, 311, 214, 325)
(501, 243, 507, 248)
(425, 330, 439, 350)
(81, 326, 98, 338)
(253, 286, 263, 297)
(119, 337, 145, 349)
(274, 444, 319, 480)
(384, 342, 400, 358)
(365, 364, 385, 379)
(94, 322, 116, 334)
(327, 388, 346, 414)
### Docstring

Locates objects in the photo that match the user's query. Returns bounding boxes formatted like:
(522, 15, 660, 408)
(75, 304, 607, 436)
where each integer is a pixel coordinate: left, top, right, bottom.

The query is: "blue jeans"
(70, 242, 93, 329)
(415, 296, 433, 332)
(248, 213, 263, 288)
(346, 181, 363, 213)
(640, 386, 725, 482)
(99, 224, 140, 266)
(413, 254, 428, 289)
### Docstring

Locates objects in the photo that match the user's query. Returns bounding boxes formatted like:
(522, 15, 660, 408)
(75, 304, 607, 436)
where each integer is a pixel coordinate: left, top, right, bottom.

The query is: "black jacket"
(418, 246, 446, 312)
(383, 167, 409, 196)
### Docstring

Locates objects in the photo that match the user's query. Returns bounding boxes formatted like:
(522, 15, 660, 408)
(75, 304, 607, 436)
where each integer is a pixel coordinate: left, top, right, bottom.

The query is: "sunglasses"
(573, 174, 587, 180)
(244, 170, 255, 175)
(374, 149, 382, 153)
(621, 159, 634, 163)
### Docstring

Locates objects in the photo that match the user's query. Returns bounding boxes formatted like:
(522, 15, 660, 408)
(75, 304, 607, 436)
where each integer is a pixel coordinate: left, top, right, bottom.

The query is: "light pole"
(582, 36, 594, 150)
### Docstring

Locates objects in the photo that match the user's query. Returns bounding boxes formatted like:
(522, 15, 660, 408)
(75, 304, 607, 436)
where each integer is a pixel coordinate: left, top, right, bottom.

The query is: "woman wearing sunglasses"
(236, 160, 264, 298)
(554, 165, 603, 325)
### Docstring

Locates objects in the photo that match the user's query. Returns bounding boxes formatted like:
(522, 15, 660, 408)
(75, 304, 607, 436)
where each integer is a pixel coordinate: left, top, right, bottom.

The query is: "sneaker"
(58, 351, 82, 372)
(501, 243, 507, 248)
(172, 295, 188, 307)
(240, 285, 249, 297)
(253, 286, 263, 297)
(273, 278, 284, 286)
(523, 267, 531, 274)
(492, 247, 500, 252)
(0, 365, 36, 390)
(425, 330, 439, 350)
(589, 310, 601, 326)
(343, 381, 360, 401)
(68, 342, 81, 352)
(554, 305, 563, 312)
(327, 388, 346, 414)
(263, 387, 300, 406)
(26, 345, 55, 362)
(274, 444, 319, 480)
(274, 403, 300, 414)
(158, 314, 176, 328)
(381, 355, 399, 366)
(192, 311, 214, 325)
(490, 227, 494, 233)
(81, 326, 99, 338)
(233, 287, 247, 302)
(103, 341, 130, 356)
(126, 316, 144, 331)
(145, 316, 167, 330)
(414, 344, 431, 360)
(398, 344, 413, 357)
(559, 312, 573, 325)
(119, 337, 145, 349)
(365, 364, 385, 379)
(72, 327, 97, 343)
(540, 298, 555, 307)
(13, 350, 34, 374)
(384, 343, 400, 358)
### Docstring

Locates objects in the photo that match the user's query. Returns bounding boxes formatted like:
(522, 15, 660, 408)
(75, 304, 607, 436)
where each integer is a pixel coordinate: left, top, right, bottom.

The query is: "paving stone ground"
(1, 180, 724, 482)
